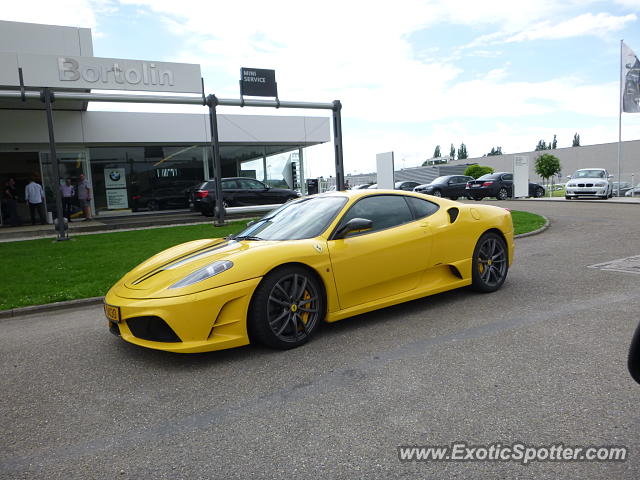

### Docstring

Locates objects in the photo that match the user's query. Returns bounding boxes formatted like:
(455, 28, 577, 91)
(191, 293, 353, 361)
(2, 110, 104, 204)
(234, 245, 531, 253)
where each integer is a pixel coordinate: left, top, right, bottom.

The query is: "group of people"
(1, 174, 92, 227)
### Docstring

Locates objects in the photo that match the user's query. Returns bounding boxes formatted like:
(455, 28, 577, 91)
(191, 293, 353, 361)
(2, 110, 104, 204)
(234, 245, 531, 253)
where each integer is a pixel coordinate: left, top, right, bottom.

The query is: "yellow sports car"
(104, 190, 514, 353)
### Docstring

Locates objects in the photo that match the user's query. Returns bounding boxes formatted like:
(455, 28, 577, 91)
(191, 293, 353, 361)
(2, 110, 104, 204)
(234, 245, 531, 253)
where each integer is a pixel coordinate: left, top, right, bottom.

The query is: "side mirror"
(628, 321, 640, 384)
(334, 218, 373, 239)
(566, 175, 572, 179)
(608, 175, 614, 179)
(246, 219, 256, 227)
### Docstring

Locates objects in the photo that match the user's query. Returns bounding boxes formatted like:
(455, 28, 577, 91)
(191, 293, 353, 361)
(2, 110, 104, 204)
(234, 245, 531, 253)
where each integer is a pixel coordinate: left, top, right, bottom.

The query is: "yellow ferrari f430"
(104, 190, 514, 353)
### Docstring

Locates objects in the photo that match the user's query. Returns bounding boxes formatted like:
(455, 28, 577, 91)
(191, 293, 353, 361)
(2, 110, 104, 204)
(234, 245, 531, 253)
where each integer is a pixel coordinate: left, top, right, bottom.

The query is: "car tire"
(248, 266, 324, 349)
(147, 200, 160, 211)
(496, 187, 508, 200)
(449, 196, 459, 201)
(474, 197, 482, 201)
(565, 196, 571, 200)
(534, 187, 544, 198)
(470, 232, 509, 293)
(432, 189, 442, 197)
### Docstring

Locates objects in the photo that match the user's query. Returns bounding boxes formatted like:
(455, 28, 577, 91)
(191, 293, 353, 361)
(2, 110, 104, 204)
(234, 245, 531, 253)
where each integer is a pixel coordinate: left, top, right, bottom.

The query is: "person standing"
(77, 173, 92, 221)
(60, 177, 75, 222)
(25, 176, 46, 225)
(2, 178, 21, 226)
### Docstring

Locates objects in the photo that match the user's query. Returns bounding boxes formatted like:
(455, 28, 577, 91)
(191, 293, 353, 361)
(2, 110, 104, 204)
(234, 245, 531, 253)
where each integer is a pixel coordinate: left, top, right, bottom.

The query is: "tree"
(572, 133, 580, 147)
(487, 146, 503, 156)
(457, 142, 468, 160)
(464, 164, 494, 179)
(449, 143, 456, 161)
(535, 139, 547, 151)
(551, 134, 557, 149)
(433, 145, 441, 158)
(535, 153, 561, 194)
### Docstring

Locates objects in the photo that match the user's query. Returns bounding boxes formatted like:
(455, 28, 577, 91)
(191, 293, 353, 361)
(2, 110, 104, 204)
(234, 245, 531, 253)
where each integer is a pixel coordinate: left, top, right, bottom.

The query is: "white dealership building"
(0, 20, 330, 221)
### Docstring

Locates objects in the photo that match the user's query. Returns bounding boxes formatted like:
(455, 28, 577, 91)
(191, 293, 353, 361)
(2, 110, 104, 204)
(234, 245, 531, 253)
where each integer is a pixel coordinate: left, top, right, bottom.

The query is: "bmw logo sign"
(109, 171, 121, 182)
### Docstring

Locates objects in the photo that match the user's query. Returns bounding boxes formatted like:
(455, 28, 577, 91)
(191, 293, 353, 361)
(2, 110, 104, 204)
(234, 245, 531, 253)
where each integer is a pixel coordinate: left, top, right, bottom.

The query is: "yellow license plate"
(104, 304, 120, 322)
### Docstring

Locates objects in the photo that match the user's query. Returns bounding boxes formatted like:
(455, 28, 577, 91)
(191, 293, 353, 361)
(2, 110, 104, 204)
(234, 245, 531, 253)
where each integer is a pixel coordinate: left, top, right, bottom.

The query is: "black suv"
(466, 172, 545, 200)
(414, 175, 474, 200)
(190, 177, 299, 216)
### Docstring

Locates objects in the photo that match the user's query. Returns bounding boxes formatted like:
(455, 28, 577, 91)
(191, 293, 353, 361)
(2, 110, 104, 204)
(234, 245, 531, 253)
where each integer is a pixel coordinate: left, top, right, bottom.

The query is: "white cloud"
(466, 12, 636, 48)
(0, 0, 109, 28)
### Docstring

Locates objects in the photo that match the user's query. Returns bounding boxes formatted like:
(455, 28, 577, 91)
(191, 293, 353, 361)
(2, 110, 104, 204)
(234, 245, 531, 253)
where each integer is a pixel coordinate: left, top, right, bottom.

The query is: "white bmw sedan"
(565, 168, 613, 200)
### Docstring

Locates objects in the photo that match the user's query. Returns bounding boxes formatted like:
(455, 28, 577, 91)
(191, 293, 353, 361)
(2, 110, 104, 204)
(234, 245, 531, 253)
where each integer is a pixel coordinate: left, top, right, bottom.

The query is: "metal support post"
(332, 100, 345, 191)
(206, 94, 226, 226)
(42, 88, 68, 241)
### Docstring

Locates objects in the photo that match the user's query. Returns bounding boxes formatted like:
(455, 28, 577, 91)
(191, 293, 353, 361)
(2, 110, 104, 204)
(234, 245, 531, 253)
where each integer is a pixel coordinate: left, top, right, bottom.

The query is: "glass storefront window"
(88, 146, 206, 213)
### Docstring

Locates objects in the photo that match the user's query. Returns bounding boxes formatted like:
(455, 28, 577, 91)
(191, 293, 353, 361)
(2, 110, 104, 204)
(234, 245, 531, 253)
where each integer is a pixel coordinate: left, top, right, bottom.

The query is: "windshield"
(430, 176, 449, 185)
(235, 196, 348, 241)
(572, 169, 606, 179)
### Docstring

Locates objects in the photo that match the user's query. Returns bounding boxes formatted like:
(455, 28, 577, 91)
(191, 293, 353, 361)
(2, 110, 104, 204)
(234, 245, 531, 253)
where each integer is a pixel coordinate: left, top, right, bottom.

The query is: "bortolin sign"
(6, 54, 202, 93)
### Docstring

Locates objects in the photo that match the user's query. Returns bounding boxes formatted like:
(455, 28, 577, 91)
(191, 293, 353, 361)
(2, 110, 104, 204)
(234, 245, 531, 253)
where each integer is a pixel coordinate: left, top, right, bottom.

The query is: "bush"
(464, 165, 494, 179)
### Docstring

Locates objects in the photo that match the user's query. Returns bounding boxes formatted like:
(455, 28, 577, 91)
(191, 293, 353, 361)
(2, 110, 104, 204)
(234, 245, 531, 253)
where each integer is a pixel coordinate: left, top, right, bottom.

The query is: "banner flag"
(622, 42, 640, 113)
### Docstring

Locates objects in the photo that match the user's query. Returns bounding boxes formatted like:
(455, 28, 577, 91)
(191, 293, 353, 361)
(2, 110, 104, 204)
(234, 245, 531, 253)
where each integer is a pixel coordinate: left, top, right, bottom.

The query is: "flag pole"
(618, 39, 623, 196)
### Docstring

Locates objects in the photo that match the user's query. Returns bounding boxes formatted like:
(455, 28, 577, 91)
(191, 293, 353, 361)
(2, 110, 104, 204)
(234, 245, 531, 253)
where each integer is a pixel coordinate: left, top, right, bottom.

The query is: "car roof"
(314, 188, 459, 203)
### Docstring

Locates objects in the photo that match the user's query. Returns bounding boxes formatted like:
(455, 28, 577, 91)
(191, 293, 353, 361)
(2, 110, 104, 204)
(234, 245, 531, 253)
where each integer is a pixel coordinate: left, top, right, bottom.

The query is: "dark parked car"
(414, 175, 474, 200)
(466, 172, 545, 200)
(395, 181, 420, 191)
(190, 177, 299, 216)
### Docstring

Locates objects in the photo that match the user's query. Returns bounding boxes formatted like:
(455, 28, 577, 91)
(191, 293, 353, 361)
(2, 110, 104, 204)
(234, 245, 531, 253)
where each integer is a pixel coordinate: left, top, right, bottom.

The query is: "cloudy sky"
(4, 0, 640, 176)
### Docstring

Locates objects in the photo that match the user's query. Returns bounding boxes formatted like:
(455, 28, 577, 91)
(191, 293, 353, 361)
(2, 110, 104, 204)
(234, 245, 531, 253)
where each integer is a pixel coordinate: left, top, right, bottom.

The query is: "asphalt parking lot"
(1, 200, 639, 479)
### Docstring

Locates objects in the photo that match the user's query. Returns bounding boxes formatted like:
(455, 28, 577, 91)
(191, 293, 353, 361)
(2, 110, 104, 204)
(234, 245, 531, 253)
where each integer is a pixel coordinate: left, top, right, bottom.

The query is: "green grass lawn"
(0, 210, 546, 310)
(0, 221, 251, 311)
(511, 210, 546, 235)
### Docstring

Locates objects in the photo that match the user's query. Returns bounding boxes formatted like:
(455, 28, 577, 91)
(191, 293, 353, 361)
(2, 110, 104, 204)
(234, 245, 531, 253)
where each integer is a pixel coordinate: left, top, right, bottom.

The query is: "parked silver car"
(565, 168, 613, 200)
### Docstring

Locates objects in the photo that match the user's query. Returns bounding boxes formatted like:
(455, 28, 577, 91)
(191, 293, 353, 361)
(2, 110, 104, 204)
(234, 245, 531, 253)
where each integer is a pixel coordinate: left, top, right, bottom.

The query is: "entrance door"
(0, 152, 42, 226)
(40, 151, 91, 219)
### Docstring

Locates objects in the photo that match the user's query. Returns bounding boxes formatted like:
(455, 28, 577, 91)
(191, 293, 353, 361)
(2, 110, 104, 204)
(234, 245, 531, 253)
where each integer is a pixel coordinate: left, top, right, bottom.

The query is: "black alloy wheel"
(147, 200, 160, 211)
(432, 189, 442, 197)
(496, 187, 509, 200)
(248, 266, 324, 349)
(534, 187, 544, 198)
(470, 232, 509, 293)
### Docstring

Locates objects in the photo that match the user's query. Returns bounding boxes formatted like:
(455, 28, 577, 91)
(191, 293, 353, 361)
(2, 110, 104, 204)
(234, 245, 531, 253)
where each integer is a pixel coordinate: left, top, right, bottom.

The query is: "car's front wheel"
(534, 187, 544, 198)
(470, 232, 509, 293)
(449, 196, 459, 200)
(248, 266, 324, 349)
(431, 189, 442, 197)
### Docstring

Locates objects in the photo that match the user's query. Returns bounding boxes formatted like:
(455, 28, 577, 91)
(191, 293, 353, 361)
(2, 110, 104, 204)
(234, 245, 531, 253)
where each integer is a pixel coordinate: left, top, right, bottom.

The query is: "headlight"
(595, 182, 606, 187)
(169, 260, 233, 289)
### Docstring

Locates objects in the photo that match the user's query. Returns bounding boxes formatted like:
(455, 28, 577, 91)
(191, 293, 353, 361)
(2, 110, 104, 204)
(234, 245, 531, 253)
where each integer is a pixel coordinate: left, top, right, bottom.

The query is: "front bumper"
(565, 186, 608, 197)
(104, 277, 261, 353)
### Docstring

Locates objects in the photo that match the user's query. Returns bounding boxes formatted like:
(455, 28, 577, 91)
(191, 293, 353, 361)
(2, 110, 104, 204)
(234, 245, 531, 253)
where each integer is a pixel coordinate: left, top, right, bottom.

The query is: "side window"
(237, 179, 264, 189)
(502, 174, 513, 181)
(337, 195, 413, 235)
(406, 196, 439, 219)
(221, 180, 238, 189)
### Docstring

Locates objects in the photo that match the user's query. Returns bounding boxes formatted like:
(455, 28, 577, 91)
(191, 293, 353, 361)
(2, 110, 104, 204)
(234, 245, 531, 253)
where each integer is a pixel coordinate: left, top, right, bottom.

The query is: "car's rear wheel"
(470, 232, 508, 293)
(248, 266, 324, 349)
(449, 196, 459, 200)
(534, 187, 544, 198)
(496, 187, 509, 200)
(147, 200, 160, 211)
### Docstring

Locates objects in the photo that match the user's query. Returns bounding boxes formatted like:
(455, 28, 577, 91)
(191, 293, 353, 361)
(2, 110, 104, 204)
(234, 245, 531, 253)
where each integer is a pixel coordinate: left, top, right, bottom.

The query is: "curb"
(514, 214, 550, 239)
(0, 296, 104, 320)
(1, 214, 551, 319)
(511, 198, 639, 205)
